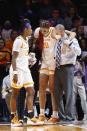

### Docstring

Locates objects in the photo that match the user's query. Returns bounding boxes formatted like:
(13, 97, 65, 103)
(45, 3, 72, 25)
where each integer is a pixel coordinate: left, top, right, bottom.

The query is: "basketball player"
(31, 20, 76, 124)
(10, 19, 35, 126)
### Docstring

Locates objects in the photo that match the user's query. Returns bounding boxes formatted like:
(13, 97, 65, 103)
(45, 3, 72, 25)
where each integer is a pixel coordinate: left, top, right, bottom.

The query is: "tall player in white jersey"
(31, 20, 76, 124)
(10, 19, 35, 126)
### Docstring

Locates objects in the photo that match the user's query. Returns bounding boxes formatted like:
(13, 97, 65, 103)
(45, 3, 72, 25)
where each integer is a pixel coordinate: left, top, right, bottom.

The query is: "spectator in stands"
(0, 38, 11, 86)
(39, 0, 53, 19)
(1, 20, 13, 41)
(1, 62, 11, 121)
(71, 22, 87, 77)
(58, 0, 74, 17)
(0, 38, 11, 121)
(64, 6, 80, 30)
(81, 39, 87, 91)
(18, 0, 38, 29)
(49, 9, 65, 27)
(73, 60, 87, 121)
(5, 30, 18, 52)
(71, 17, 87, 38)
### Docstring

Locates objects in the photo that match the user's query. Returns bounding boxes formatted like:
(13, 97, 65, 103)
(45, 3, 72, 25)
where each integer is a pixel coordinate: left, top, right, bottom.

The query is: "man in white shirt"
(54, 24, 81, 122)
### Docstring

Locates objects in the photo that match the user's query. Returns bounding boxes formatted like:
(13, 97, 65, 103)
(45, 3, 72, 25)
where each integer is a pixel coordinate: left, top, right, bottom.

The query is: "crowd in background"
(0, 0, 87, 122)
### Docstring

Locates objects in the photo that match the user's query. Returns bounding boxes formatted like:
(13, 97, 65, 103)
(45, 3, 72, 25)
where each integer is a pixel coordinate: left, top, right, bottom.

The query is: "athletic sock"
(52, 111, 58, 118)
(40, 109, 45, 115)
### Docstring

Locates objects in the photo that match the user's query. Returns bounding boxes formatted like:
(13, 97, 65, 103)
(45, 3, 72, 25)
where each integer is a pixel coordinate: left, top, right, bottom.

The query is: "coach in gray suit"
(54, 24, 81, 121)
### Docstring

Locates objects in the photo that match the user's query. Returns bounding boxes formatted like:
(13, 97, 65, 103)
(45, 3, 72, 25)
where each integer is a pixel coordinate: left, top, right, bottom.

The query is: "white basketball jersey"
(12, 35, 29, 71)
(42, 27, 56, 63)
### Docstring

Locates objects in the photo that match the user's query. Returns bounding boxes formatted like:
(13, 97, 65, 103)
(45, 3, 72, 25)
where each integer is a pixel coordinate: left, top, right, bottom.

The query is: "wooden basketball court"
(0, 121, 87, 131)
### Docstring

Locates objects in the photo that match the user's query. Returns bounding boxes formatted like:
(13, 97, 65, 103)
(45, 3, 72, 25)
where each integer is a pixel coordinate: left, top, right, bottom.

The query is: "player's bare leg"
(39, 74, 49, 114)
(10, 88, 21, 126)
(31, 74, 49, 124)
(48, 74, 60, 123)
(26, 87, 35, 118)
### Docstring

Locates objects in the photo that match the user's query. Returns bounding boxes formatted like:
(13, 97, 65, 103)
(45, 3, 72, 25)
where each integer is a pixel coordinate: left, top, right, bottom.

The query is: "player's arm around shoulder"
(65, 30, 76, 40)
